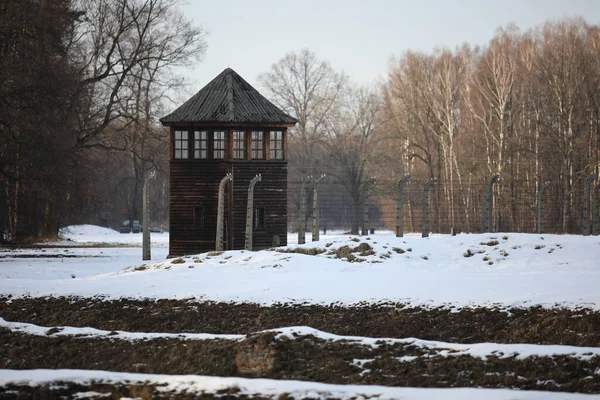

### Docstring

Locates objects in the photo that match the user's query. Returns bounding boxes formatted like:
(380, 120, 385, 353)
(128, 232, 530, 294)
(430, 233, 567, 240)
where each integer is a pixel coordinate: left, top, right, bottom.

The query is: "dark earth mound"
(0, 329, 599, 394)
(1, 296, 599, 346)
(0, 382, 270, 400)
(2, 296, 600, 397)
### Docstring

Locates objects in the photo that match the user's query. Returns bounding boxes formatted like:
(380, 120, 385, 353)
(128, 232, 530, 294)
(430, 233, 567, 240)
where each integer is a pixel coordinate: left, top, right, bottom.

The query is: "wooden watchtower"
(160, 68, 297, 256)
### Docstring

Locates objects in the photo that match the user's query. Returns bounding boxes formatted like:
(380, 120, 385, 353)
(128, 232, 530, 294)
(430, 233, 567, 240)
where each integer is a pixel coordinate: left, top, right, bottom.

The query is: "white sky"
(179, 0, 600, 89)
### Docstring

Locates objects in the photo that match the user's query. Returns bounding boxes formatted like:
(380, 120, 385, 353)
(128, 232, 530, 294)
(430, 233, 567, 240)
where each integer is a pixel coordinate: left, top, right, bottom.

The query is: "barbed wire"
(286, 177, 598, 235)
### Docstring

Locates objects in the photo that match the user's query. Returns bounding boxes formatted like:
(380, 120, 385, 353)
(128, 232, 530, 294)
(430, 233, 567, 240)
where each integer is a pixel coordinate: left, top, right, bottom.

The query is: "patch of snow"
(1, 232, 599, 310)
(0, 247, 169, 280)
(72, 391, 111, 399)
(0, 369, 595, 400)
(0, 318, 244, 342)
(60, 225, 119, 237)
(273, 326, 600, 361)
(397, 356, 419, 362)
(56, 224, 169, 247)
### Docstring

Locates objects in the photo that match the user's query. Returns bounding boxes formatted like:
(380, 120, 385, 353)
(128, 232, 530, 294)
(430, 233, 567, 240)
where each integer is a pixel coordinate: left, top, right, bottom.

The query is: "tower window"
(233, 131, 246, 159)
(213, 131, 226, 159)
(269, 131, 283, 160)
(251, 131, 264, 159)
(194, 131, 208, 159)
(174, 130, 188, 159)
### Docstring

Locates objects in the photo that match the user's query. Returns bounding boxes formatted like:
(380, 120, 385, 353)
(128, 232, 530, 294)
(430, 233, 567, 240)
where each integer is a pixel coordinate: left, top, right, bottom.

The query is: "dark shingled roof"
(160, 68, 298, 126)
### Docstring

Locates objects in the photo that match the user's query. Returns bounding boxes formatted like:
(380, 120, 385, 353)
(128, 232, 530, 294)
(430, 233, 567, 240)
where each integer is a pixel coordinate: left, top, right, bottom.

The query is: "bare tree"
(0, 0, 206, 241)
(469, 27, 519, 230)
(534, 19, 590, 231)
(322, 84, 383, 233)
(70, 0, 206, 149)
(258, 49, 347, 178)
(383, 18, 599, 234)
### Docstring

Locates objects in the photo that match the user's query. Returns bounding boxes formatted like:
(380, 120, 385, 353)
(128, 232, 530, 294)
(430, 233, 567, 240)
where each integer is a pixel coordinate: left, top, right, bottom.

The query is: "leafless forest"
(265, 22, 600, 235)
(0, 0, 206, 241)
(1, 0, 599, 241)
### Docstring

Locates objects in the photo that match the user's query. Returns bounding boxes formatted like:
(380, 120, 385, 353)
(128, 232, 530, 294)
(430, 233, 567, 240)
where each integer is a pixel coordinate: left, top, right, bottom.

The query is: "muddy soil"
(0, 383, 265, 400)
(1, 296, 599, 346)
(1, 330, 599, 394)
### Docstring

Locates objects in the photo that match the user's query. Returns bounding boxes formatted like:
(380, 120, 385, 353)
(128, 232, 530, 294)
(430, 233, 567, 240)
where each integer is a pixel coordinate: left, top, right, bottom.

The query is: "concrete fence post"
(298, 175, 313, 245)
(396, 173, 411, 237)
(244, 174, 262, 251)
(583, 172, 597, 236)
(312, 174, 326, 241)
(216, 173, 233, 251)
(481, 173, 500, 233)
(362, 177, 377, 236)
(422, 177, 436, 238)
(537, 181, 551, 234)
(142, 170, 156, 261)
(593, 184, 600, 236)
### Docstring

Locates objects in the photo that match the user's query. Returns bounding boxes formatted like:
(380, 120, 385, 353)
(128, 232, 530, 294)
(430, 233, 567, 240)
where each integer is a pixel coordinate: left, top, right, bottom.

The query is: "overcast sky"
(179, 0, 600, 89)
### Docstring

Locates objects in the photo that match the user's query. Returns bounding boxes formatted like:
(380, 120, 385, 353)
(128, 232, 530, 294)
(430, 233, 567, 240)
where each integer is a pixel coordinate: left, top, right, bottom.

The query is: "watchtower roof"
(160, 68, 298, 126)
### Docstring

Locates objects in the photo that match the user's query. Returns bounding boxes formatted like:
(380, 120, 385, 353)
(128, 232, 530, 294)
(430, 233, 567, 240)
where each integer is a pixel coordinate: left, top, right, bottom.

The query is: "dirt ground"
(1, 328, 599, 395)
(0, 383, 269, 399)
(1, 296, 600, 398)
(1, 296, 599, 346)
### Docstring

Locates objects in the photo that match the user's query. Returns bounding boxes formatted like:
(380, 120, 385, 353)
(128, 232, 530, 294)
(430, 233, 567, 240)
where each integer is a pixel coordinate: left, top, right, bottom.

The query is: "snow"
(57, 224, 169, 246)
(59, 224, 120, 237)
(274, 326, 600, 361)
(2, 317, 599, 362)
(1, 228, 599, 310)
(0, 247, 168, 280)
(0, 369, 596, 400)
(2, 226, 600, 399)
(0, 317, 245, 342)
(72, 391, 111, 399)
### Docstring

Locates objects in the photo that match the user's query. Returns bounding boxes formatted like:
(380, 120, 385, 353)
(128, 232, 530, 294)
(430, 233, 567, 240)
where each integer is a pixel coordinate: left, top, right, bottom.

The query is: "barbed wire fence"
(287, 173, 600, 237)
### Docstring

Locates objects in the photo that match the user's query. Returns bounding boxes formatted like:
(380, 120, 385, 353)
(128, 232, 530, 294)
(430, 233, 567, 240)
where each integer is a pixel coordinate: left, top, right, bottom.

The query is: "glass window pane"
(213, 131, 226, 159)
(251, 131, 264, 159)
(174, 130, 188, 159)
(194, 131, 208, 159)
(233, 131, 246, 159)
(269, 130, 283, 160)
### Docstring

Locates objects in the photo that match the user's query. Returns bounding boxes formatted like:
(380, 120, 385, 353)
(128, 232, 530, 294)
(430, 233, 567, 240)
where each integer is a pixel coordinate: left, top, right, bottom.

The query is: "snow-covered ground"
(0, 225, 168, 281)
(1, 226, 599, 310)
(57, 224, 170, 246)
(2, 225, 600, 399)
(1, 369, 597, 400)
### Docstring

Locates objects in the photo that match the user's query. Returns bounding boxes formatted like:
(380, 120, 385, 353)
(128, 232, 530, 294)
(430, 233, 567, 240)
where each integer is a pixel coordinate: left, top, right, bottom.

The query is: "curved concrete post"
(396, 173, 411, 237)
(537, 181, 551, 234)
(362, 177, 377, 236)
(312, 174, 326, 241)
(481, 173, 500, 233)
(422, 177, 436, 238)
(142, 170, 156, 261)
(298, 175, 313, 245)
(244, 174, 262, 251)
(583, 172, 597, 236)
(216, 173, 233, 251)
